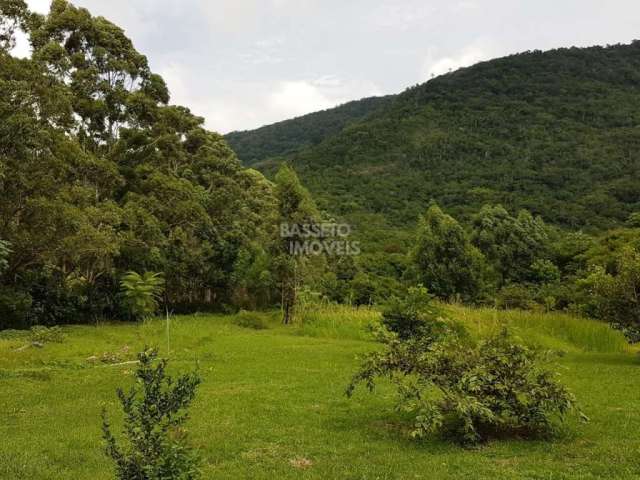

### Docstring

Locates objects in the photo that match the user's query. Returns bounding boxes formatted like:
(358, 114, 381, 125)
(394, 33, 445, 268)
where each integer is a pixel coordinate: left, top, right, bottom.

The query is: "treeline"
(323, 203, 640, 338)
(0, 1, 325, 328)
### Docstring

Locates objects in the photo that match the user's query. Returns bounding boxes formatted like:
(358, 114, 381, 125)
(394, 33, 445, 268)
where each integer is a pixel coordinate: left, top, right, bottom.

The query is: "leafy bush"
(120, 272, 165, 321)
(627, 212, 640, 228)
(529, 259, 561, 284)
(347, 324, 579, 444)
(496, 284, 536, 310)
(0, 287, 33, 330)
(381, 285, 444, 340)
(347, 272, 378, 306)
(579, 248, 640, 333)
(233, 310, 272, 330)
(102, 348, 202, 480)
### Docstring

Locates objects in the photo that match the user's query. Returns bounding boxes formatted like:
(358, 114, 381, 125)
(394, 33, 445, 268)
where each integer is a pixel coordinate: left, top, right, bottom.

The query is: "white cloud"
(312, 74, 342, 87)
(26, 0, 50, 13)
(239, 37, 287, 65)
(369, 2, 435, 30)
(422, 41, 500, 79)
(10, 0, 50, 58)
(454, 1, 478, 12)
(201, 0, 315, 33)
(268, 81, 340, 117)
(157, 62, 382, 133)
(255, 37, 285, 49)
(11, 30, 31, 58)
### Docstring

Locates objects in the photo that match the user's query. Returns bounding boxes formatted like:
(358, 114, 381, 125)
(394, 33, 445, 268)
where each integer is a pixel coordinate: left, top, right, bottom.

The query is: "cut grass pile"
(0, 306, 638, 479)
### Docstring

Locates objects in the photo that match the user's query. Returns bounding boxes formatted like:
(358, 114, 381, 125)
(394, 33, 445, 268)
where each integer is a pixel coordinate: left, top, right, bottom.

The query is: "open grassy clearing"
(0, 307, 639, 479)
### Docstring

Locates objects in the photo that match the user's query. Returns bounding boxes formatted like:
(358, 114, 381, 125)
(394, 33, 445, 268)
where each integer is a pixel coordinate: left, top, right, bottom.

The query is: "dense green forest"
(227, 43, 640, 231)
(0, 0, 286, 327)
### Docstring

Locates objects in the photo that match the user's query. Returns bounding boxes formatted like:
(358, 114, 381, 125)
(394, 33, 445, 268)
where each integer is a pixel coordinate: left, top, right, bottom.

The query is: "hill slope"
(227, 42, 640, 231)
(225, 95, 392, 164)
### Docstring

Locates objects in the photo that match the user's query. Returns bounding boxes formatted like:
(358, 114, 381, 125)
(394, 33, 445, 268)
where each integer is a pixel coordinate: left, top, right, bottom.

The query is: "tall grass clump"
(295, 302, 380, 341)
(447, 304, 629, 354)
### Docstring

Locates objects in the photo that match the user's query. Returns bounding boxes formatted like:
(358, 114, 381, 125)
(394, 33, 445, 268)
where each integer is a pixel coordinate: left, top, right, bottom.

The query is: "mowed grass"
(0, 307, 639, 479)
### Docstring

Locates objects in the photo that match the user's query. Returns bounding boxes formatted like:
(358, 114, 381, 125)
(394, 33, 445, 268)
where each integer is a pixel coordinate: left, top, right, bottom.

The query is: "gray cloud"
(22, 0, 640, 133)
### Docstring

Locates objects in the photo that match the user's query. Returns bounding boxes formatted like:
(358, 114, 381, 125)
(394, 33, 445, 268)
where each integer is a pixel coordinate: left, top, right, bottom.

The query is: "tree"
(471, 205, 551, 286)
(380, 285, 443, 340)
(0, 0, 30, 52)
(0, 0, 281, 324)
(581, 247, 640, 330)
(102, 348, 201, 480)
(273, 164, 319, 324)
(410, 204, 489, 302)
(29, 0, 169, 149)
(230, 244, 274, 310)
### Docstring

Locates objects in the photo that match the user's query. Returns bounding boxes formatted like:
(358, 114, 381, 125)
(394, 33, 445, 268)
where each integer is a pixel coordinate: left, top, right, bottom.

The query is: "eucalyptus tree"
(274, 164, 320, 324)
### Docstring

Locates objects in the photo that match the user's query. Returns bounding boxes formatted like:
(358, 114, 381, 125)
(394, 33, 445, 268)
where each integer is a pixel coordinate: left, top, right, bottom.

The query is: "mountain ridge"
(226, 42, 640, 231)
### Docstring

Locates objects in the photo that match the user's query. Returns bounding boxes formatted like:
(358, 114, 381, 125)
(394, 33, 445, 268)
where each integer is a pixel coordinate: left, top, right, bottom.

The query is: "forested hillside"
(228, 43, 640, 231)
(226, 95, 392, 164)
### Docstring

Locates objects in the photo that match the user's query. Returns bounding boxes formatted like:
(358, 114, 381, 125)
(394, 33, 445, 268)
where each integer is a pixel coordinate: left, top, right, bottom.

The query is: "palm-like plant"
(120, 271, 165, 321)
(0, 240, 11, 275)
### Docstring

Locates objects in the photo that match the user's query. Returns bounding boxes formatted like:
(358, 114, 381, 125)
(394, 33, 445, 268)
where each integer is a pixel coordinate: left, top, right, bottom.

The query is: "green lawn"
(1, 309, 639, 479)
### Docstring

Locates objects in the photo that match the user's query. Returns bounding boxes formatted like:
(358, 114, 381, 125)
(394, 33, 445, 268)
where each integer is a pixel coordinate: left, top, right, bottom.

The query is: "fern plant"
(0, 240, 11, 275)
(120, 271, 165, 321)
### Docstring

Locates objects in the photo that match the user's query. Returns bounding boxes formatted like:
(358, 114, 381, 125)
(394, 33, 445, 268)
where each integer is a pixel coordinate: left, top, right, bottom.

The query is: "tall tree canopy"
(0, 0, 279, 327)
(410, 204, 488, 302)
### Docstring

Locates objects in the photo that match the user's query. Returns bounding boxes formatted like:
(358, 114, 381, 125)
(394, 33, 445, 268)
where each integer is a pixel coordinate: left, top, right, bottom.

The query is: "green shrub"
(347, 325, 579, 444)
(102, 348, 201, 480)
(580, 248, 640, 332)
(0, 288, 32, 329)
(381, 285, 444, 340)
(295, 303, 379, 341)
(120, 271, 165, 321)
(496, 284, 535, 310)
(233, 310, 272, 330)
(627, 212, 640, 228)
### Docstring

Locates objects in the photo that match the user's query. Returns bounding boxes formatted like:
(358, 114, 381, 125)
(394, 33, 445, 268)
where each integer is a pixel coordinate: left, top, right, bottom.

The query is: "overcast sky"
(16, 0, 640, 134)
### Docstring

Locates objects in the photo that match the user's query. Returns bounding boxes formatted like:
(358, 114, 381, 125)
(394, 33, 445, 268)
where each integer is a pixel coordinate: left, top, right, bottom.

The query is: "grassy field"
(1, 306, 639, 479)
